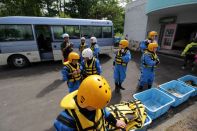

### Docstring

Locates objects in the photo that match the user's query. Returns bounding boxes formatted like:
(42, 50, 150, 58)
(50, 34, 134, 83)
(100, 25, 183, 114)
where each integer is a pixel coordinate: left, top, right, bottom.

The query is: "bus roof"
(0, 16, 113, 26)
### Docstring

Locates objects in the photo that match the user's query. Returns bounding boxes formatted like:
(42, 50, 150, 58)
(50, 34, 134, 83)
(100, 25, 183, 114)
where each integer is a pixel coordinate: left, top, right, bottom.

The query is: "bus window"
(52, 26, 64, 40)
(64, 25, 80, 39)
(80, 26, 102, 38)
(103, 26, 112, 38)
(0, 25, 33, 41)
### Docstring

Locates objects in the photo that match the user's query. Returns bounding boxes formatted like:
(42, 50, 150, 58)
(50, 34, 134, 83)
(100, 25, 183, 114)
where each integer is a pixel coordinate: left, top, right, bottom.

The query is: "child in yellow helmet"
(62, 52, 82, 93)
(54, 75, 126, 131)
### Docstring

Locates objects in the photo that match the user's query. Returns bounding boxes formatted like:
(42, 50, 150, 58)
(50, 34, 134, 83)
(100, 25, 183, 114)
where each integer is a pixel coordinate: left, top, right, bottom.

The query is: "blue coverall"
(114, 50, 131, 85)
(61, 65, 83, 93)
(139, 52, 159, 88)
(90, 44, 100, 58)
(54, 108, 111, 131)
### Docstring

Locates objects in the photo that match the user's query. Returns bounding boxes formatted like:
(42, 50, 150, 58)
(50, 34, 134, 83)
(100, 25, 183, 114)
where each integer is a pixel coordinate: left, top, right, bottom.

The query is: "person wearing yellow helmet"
(113, 40, 131, 93)
(61, 33, 74, 62)
(138, 43, 160, 90)
(54, 75, 126, 131)
(139, 31, 158, 52)
(62, 52, 82, 93)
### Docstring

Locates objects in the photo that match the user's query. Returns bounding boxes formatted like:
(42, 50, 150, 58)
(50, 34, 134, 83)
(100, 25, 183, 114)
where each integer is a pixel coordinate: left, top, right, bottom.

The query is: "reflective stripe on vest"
(115, 49, 128, 66)
(68, 106, 106, 131)
(85, 58, 98, 76)
(64, 63, 81, 82)
(143, 51, 158, 68)
(106, 100, 147, 131)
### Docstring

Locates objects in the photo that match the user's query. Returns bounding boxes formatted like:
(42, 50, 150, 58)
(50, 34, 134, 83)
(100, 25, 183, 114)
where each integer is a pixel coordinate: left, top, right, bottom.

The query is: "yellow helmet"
(148, 43, 158, 52)
(119, 40, 129, 48)
(148, 31, 158, 39)
(77, 75, 112, 109)
(68, 52, 80, 62)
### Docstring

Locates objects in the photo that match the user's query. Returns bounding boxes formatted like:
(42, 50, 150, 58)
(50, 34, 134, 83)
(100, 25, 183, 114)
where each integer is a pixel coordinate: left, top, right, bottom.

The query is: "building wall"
(146, 6, 197, 39)
(176, 8, 197, 24)
(124, 0, 147, 42)
(146, 0, 197, 14)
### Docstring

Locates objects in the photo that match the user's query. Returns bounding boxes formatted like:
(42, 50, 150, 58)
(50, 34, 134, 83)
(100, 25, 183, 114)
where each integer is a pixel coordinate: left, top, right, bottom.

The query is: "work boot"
(138, 86, 143, 90)
(148, 85, 152, 89)
(119, 83, 125, 90)
(115, 83, 120, 93)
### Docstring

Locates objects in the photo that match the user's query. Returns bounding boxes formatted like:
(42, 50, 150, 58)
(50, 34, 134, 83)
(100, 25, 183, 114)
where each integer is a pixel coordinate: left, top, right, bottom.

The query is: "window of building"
(80, 26, 102, 38)
(103, 26, 112, 38)
(0, 25, 33, 41)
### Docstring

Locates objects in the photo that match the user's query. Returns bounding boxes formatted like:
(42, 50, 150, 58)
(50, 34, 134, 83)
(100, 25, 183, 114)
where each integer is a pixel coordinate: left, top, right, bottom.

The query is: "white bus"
(0, 16, 114, 67)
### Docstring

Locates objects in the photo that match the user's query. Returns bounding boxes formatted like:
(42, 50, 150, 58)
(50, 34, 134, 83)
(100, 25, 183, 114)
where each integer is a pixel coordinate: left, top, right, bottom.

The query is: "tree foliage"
(0, 0, 126, 33)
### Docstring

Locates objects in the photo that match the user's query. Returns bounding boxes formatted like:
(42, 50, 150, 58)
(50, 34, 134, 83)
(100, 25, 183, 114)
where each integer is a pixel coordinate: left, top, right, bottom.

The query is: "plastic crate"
(159, 80, 195, 107)
(133, 88, 175, 120)
(131, 115, 152, 131)
(178, 75, 197, 96)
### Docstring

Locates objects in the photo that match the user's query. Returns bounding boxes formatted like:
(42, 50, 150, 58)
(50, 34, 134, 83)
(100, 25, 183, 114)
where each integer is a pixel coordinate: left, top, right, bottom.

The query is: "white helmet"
(82, 48, 93, 59)
(62, 33, 69, 38)
(90, 37, 97, 43)
(81, 37, 86, 40)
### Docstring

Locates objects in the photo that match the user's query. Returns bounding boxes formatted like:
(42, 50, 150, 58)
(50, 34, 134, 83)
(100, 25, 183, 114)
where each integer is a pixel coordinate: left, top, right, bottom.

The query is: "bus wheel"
(9, 55, 29, 68)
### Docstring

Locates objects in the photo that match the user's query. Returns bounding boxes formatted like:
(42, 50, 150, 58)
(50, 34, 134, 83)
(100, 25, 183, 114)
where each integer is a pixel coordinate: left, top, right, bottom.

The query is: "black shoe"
(138, 86, 143, 90)
(148, 85, 152, 89)
(119, 83, 125, 90)
(115, 83, 120, 93)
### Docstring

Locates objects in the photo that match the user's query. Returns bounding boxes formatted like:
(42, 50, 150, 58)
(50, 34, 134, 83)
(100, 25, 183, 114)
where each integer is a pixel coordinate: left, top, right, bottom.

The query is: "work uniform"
(81, 57, 102, 78)
(181, 42, 197, 69)
(61, 42, 73, 62)
(139, 50, 159, 88)
(90, 43, 100, 58)
(139, 39, 157, 52)
(114, 48, 131, 85)
(54, 91, 117, 131)
(61, 62, 82, 93)
(79, 43, 88, 61)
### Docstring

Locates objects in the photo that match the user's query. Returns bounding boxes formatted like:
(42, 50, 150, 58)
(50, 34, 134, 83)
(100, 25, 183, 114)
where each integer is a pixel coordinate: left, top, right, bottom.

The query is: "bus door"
(34, 25, 54, 60)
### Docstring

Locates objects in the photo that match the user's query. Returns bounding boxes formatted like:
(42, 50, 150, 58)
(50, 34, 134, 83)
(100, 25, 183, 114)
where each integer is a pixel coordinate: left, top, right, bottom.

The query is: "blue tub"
(133, 88, 175, 120)
(132, 115, 152, 131)
(159, 80, 195, 107)
(178, 75, 197, 96)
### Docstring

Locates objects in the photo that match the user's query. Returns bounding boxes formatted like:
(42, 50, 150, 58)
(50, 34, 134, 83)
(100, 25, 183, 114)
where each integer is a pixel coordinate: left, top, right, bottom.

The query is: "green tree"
(0, 0, 43, 16)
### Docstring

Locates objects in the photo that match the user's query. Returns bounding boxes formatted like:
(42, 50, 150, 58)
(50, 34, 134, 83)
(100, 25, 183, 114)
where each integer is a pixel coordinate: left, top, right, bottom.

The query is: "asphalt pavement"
(0, 51, 196, 131)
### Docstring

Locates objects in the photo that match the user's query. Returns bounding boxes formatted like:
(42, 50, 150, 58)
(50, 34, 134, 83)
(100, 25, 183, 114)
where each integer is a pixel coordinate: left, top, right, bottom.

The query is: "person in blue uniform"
(139, 31, 158, 52)
(90, 36, 100, 58)
(113, 40, 131, 93)
(81, 48, 101, 78)
(54, 75, 126, 131)
(61, 52, 82, 93)
(138, 43, 160, 90)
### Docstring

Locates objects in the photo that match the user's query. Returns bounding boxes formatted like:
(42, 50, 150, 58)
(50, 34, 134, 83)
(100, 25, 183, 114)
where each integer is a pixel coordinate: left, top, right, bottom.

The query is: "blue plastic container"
(132, 115, 152, 131)
(133, 88, 175, 120)
(159, 80, 195, 107)
(177, 75, 197, 96)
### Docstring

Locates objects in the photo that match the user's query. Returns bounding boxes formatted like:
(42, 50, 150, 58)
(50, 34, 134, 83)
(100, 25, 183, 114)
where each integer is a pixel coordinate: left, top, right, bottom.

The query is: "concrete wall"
(124, 0, 147, 43)
(146, 0, 197, 14)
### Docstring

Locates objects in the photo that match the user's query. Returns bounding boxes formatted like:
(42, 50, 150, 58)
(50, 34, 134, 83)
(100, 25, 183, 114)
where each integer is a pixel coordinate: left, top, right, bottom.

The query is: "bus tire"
(8, 55, 30, 68)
